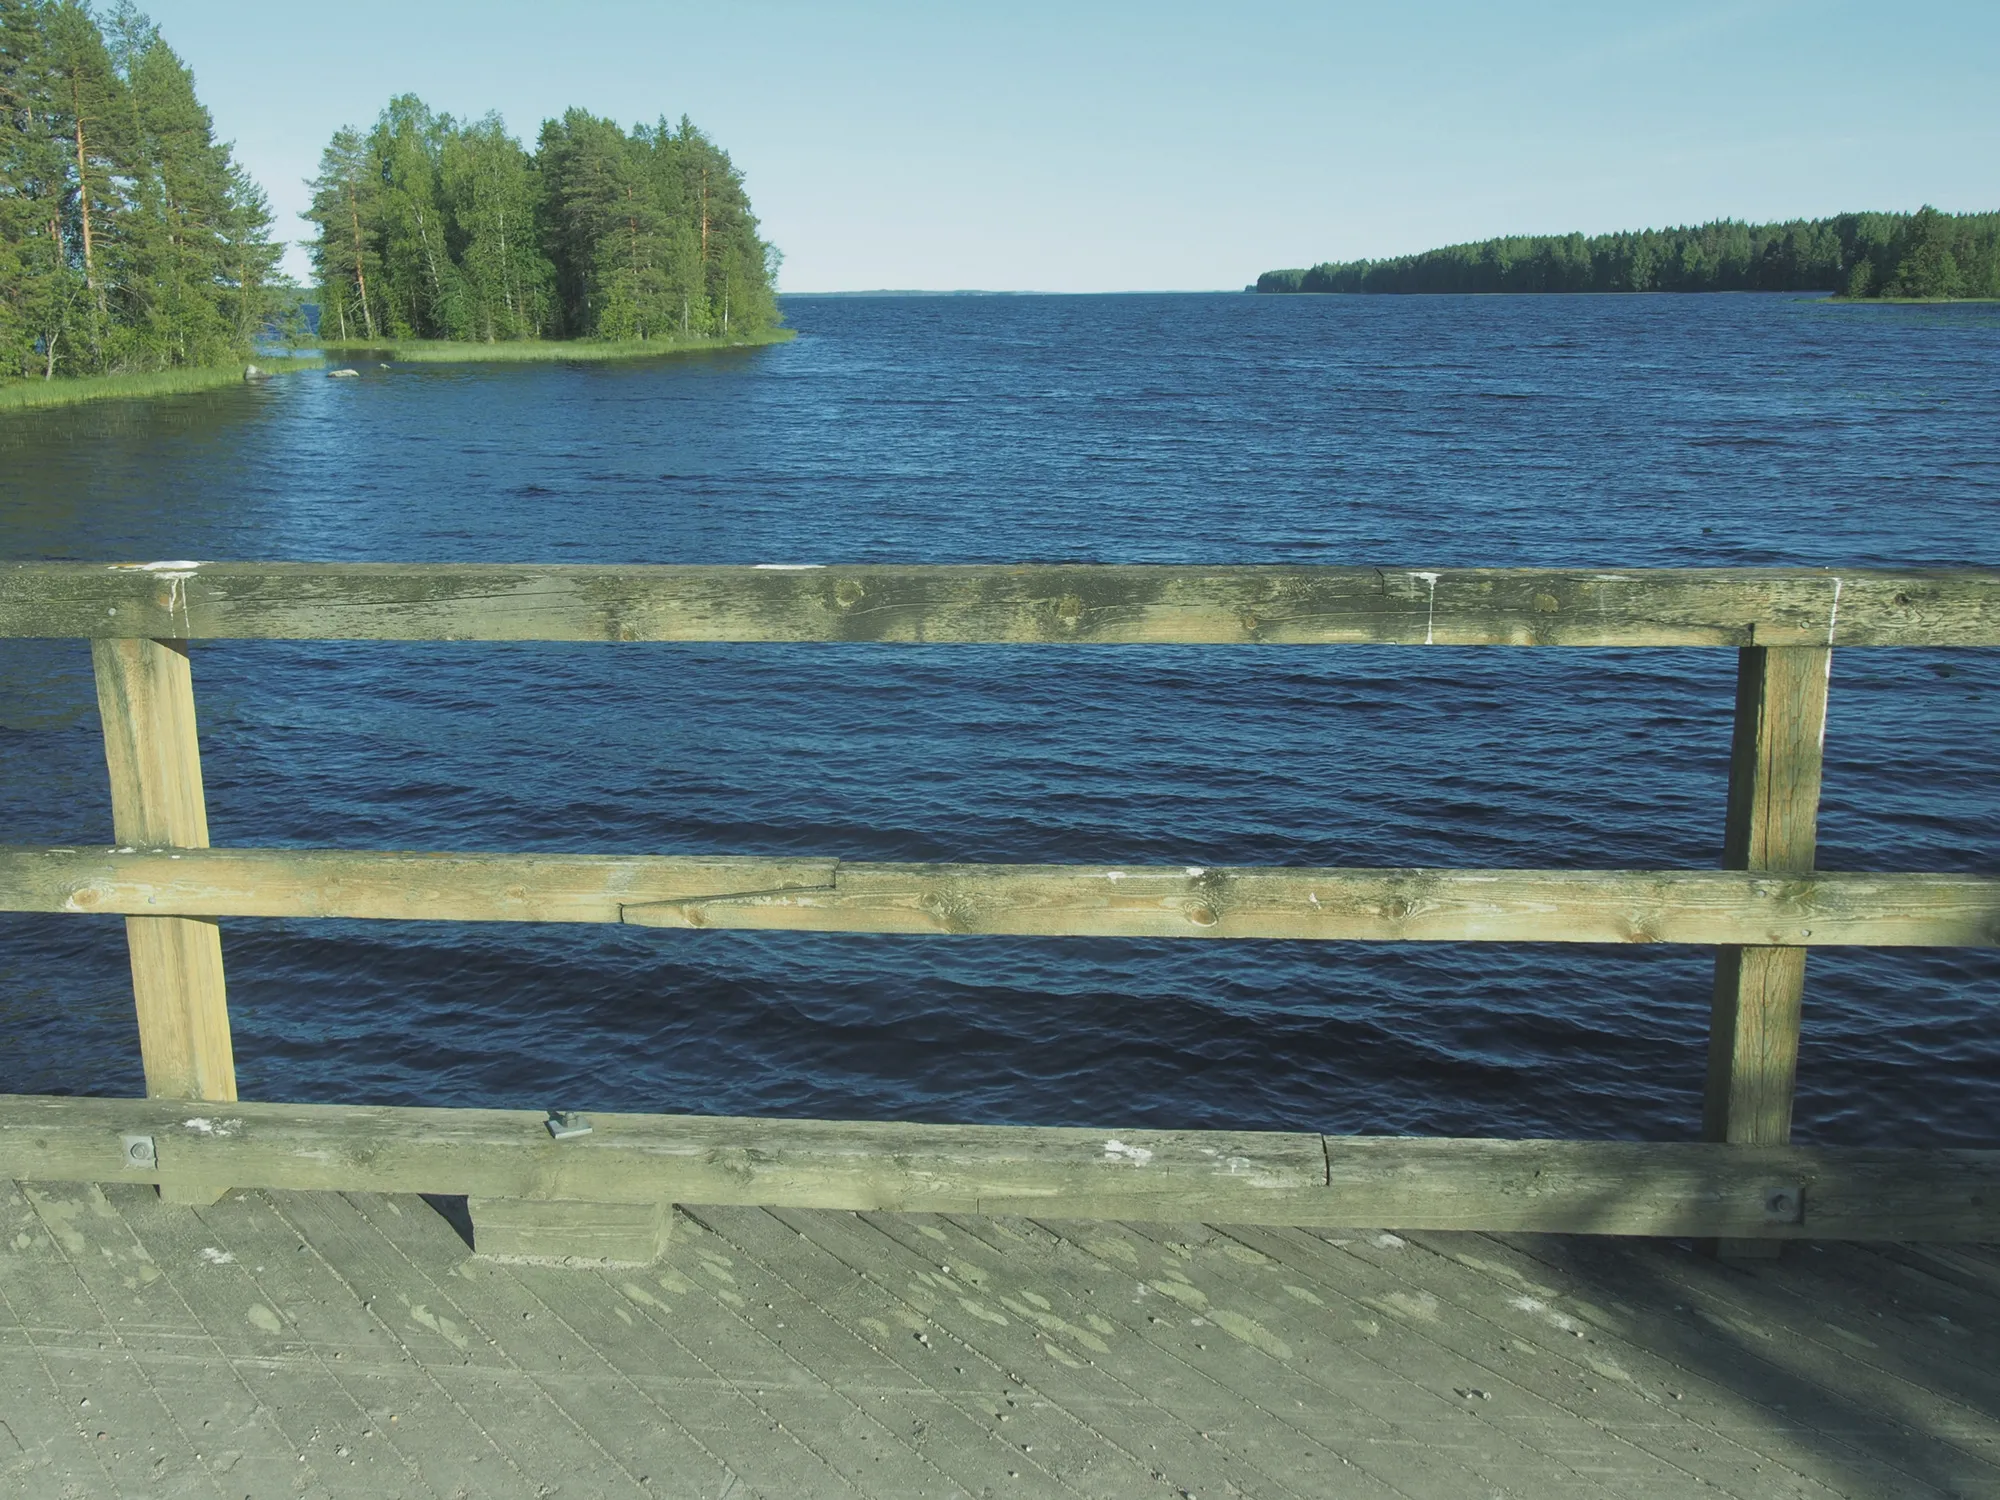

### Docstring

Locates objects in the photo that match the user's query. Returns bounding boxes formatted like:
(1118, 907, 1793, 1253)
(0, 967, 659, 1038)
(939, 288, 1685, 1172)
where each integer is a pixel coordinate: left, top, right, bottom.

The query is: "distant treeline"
(0, 1, 283, 381)
(1257, 209, 2000, 299)
(306, 97, 779, 345)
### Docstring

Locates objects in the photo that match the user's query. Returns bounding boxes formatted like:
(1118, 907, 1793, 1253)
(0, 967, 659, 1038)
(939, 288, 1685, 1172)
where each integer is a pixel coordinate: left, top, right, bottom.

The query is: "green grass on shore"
(0, 355, 326, 413)
(318, 328, 794, 363)
(0, 329, 788, 412)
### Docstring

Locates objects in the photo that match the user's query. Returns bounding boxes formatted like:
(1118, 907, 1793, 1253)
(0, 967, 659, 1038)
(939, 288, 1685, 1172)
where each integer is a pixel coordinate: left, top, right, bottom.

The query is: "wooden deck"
(2, 1184, 1995, 1499)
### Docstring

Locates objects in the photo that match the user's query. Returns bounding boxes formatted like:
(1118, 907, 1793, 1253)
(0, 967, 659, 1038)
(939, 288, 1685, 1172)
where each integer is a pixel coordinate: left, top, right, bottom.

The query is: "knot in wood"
(834, 578, 866, 609)
(1055, 594, 1085, 629)
(1183, 902, 1219, 928)
(1534, 593, 1561, 614)
(921, 889, 978, 934)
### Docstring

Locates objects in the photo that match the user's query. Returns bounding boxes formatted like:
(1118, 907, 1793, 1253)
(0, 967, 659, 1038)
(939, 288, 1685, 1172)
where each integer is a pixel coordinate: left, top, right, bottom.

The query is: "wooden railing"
(3, 562, 1998, 1263)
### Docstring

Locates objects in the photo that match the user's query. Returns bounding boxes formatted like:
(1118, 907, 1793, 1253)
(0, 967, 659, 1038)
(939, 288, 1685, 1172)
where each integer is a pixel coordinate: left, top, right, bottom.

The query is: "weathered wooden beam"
(6, 846, 1995, 948)
(1704, 645, 1830, 1259)
(90, 641, 235, 1119)
(0, 1095, 1333, 1225)
(628, 861, 2000, 948)
(0, 847, 839, 924)
(1316, 1136, 2000, 1240)
(5, 562, 1996, 646)
(2, 1095, 1995, 1240)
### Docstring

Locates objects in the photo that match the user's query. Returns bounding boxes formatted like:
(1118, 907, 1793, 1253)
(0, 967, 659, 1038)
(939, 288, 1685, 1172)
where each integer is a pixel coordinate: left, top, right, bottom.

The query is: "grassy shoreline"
(0, 355, 326, 413)
(0, 328, 791, 412)
(318, 328, 795, 363)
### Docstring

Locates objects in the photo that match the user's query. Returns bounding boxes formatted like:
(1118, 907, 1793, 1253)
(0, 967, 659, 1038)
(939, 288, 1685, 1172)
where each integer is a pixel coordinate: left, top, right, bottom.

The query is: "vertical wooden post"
(93, 639, 235, 1202)
(1702, 644, 1830, 1259)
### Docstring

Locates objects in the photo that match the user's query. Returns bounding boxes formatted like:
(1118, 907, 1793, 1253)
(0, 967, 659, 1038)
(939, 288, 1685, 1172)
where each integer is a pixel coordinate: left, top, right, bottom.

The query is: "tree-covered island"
(304, 97, 781, 350)
(1257, 209, 2000, 299)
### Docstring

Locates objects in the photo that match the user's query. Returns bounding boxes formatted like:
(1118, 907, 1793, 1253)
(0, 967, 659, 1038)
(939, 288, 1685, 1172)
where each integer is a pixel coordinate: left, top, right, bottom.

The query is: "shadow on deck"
(2, 1181, 1996, 1499)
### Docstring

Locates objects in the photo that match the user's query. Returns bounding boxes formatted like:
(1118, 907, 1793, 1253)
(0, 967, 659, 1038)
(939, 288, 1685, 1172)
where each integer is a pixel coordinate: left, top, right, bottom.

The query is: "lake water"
(1, 292, 1995, 1146)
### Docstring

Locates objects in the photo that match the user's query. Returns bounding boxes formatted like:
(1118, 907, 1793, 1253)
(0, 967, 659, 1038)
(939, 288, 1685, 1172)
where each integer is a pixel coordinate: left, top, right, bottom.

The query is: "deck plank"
(266, 1188, 659, 1498)
(131, 1182, 548, 1498)
(1106, 1217, 1735, 1497)
(5, 1179, 1996, 1498)
(812, 1206, 1434, 1499)
(1246, 1221, 1857, 1498)
(497, 1243, 882, 1498)
(15, 1180, 281, 1499)
(1445, 1228, 2000, 1497)
(649, 1209, 1050, 1498)
(701, 1204, 1183, 1498)
(937, 1210, 1623, 1500)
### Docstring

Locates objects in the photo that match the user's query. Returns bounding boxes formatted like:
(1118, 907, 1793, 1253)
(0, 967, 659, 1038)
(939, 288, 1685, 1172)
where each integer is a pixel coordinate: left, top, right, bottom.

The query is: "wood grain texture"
(1721, 645, 1832, 874)
(627, 859, 2000, 947)
(1, 846, 839, 923)
(1704, 645, 1832, 1258)
(3, 1094, 1995, 1239)
(7, 846, 1997, 946)
(7, 562, 1997, 645)
(0, 1095, 1332, 1224)
(1705, 647, 1831, 1146)
(90, 639, 235, 1107)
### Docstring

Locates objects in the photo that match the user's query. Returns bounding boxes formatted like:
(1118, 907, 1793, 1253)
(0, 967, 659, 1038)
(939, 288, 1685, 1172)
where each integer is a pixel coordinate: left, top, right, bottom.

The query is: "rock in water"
(328, 368, 360, 379)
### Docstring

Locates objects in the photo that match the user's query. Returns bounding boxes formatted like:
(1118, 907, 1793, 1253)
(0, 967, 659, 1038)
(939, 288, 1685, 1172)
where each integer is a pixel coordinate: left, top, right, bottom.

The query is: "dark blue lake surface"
(2, 292, 1995, 1145)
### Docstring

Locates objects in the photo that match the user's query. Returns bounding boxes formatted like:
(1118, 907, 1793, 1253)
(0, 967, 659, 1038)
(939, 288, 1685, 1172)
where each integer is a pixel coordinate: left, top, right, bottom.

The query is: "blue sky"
(144, 0, 1999, 292)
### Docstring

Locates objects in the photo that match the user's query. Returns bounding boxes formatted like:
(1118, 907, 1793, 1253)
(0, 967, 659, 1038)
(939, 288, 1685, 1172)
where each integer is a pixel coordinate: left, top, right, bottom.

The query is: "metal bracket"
(121, 1134, 157, 1170)
(546, 1111, 592, 1140)
(1758, 1183, 1804, 1225)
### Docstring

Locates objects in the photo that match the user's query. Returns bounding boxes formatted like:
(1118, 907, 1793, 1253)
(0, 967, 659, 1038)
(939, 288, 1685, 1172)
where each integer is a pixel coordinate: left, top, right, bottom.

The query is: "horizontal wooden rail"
(4, 1095, 1996, 1240)
(6, 846, 1998, 946)
(5, 561, 1999, 646)
(0, 848, 838, 923)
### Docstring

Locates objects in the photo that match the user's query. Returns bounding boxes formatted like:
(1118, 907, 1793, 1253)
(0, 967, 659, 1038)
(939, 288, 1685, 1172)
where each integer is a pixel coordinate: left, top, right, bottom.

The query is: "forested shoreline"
(0, 0, 283, 382)
(2, 1, 783, 391)
(304, 98, 778, 346)
(1257, 210, 2000, 299)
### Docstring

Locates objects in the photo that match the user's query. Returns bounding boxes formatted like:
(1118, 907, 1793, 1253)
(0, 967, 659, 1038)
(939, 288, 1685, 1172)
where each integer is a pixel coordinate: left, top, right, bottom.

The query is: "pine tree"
(370, 94, 467, 338)
(439, 114, 552, 340)
(41, 0, 121, 360)
(0, 0, 82, 377)
(673, 120, 777, 338)
(116, 30, 239, 366)
(305, 126, 381, 340)
(1887, 206, 1966, 299)
(219, 159, 281, 345)
(536, 108, 629, 338)
(595, 127, 671, 341)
